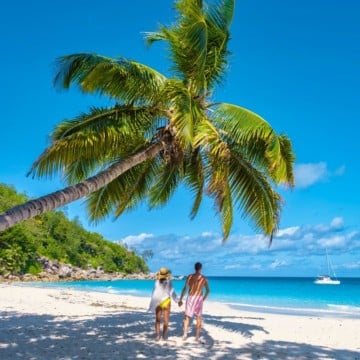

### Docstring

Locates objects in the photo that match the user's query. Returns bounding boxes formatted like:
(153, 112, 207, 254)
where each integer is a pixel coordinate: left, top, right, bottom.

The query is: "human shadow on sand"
(0, 310, 359, 360)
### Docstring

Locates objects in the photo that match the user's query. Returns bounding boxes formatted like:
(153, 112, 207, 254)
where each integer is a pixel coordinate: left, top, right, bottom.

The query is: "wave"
(226, 302, 360, 319)
(106, 289, 119, 294)
(326, 303, 360, 314)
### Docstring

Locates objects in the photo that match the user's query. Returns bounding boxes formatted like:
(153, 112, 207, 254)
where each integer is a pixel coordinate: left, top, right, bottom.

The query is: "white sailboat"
(314, 249, 340, 285)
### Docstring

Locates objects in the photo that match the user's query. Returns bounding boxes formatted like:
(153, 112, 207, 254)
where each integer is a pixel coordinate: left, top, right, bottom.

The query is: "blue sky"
(1, 0, 359, 277)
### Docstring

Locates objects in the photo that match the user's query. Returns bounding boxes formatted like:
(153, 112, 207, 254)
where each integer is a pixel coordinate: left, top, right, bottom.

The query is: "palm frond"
(183, 148, 205, 219)
(52, 104, 162, 141)
(148, 161, 184, 208)
(205, 151, 228, 206)
(51, 106, 129, 140)
(167, 8, 208, 93)
(211, 103, 274, 142)
(194, 117, 230, 160)
(28, 105, 162, 181)
(143, 31, 167, 46)
(200, 142, 233, 240)
(220, 182, 233, 240)
(195, 109, 282, 238)
(202, 0, 234, 87)
(85, 160, 158, 221)
(192, 114, 233, 237)
(62, 158, 101, 185)
(113, 160, 158, 218)
(145, 0, 233, 93)
(269, 135, 295, 186)
(227, 151, 282, 236)
(54, 54, 166, 103)
(211, 103, 295, 185)
(162, 79, 205, 146)
(206, 0, 234, 28)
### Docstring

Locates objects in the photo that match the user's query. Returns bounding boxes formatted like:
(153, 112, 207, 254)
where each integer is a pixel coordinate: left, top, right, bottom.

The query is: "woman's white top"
(148, 279, 179, 312)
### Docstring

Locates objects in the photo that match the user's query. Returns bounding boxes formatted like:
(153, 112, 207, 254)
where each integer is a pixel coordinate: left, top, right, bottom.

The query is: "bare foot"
(155, 336, 161, 341)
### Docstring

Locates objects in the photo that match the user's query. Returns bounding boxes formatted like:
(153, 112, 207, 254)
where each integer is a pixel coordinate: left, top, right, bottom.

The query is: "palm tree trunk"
(0, 142, 164, 232)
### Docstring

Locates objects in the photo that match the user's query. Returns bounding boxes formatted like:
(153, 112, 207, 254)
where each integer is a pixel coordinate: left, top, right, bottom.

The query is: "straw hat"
(156, 267, 171, 280)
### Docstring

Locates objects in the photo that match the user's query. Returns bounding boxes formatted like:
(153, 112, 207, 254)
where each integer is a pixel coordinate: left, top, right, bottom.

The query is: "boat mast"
(326, 248, 330, 275)
(326, 248, 338, 279)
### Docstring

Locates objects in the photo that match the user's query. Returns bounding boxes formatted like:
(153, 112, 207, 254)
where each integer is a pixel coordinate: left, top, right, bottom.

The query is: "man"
(178, 262, 210, 341)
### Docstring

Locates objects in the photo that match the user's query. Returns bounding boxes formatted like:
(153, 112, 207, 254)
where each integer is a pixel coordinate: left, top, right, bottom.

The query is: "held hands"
(178, 300, 183, 307)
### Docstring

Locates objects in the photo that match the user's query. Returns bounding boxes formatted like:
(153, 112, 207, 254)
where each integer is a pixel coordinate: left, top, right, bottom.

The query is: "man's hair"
(194, 262, 202, 271)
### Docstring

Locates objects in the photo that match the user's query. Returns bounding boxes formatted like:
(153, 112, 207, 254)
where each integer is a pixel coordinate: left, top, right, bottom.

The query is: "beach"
(0, 283, 359, 359)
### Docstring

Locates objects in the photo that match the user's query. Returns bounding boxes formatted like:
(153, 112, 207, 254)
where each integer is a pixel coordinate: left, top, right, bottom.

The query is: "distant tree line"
(0, 183, 148, 275)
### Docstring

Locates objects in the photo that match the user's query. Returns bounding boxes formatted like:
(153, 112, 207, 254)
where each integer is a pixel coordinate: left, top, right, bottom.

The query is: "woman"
(149, 267, 179, 341)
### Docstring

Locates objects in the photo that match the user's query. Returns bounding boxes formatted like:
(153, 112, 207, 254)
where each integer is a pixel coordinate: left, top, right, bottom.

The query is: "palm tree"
(0, 0, 295, 241)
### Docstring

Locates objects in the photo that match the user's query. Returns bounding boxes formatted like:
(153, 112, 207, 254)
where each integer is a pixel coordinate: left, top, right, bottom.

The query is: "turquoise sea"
(30, 277, 360, 319)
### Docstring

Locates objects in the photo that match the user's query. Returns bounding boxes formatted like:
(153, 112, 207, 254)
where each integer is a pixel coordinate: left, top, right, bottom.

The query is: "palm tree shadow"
(0, 310, 359, 360)
(235, 340, 360, 360)
(202, 313, 268, 338)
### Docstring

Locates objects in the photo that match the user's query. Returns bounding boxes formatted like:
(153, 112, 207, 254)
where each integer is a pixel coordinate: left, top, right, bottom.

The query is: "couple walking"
(149, 262, 210, 342)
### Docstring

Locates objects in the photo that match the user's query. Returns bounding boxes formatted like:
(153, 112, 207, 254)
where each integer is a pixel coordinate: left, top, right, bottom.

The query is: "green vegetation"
(0, 183, 148, 275)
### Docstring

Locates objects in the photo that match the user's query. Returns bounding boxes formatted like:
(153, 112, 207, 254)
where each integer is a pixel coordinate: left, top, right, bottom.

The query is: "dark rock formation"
(0, 256, 156, 282)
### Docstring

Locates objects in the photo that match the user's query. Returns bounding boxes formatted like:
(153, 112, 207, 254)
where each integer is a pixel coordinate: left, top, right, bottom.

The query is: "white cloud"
(118, 232, 154, 247)
(303, 217, 345, 234)
(224, 264, 242, 270)
(318, 235, 346, 248)
(269, 259, 288, 269)
(330, 217, 344, 230)
(121, 218, 359, 276)
(250, 264, 262, 270)
(271, 239, 296, 251)
(276, 226, 300, 237)
(201, 231, 215, 237)
(342, 261, 360, 269)
(294, 162, 328, 188)
(230, 234, 269, 254)
(294, 162, 345, 189)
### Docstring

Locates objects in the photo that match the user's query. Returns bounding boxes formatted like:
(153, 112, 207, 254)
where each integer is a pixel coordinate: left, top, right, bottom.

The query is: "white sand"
(0, 283, 359, 359)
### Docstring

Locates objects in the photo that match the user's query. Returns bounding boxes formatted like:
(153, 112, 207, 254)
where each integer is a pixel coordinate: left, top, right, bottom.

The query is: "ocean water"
(29, 277, 360, 319)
